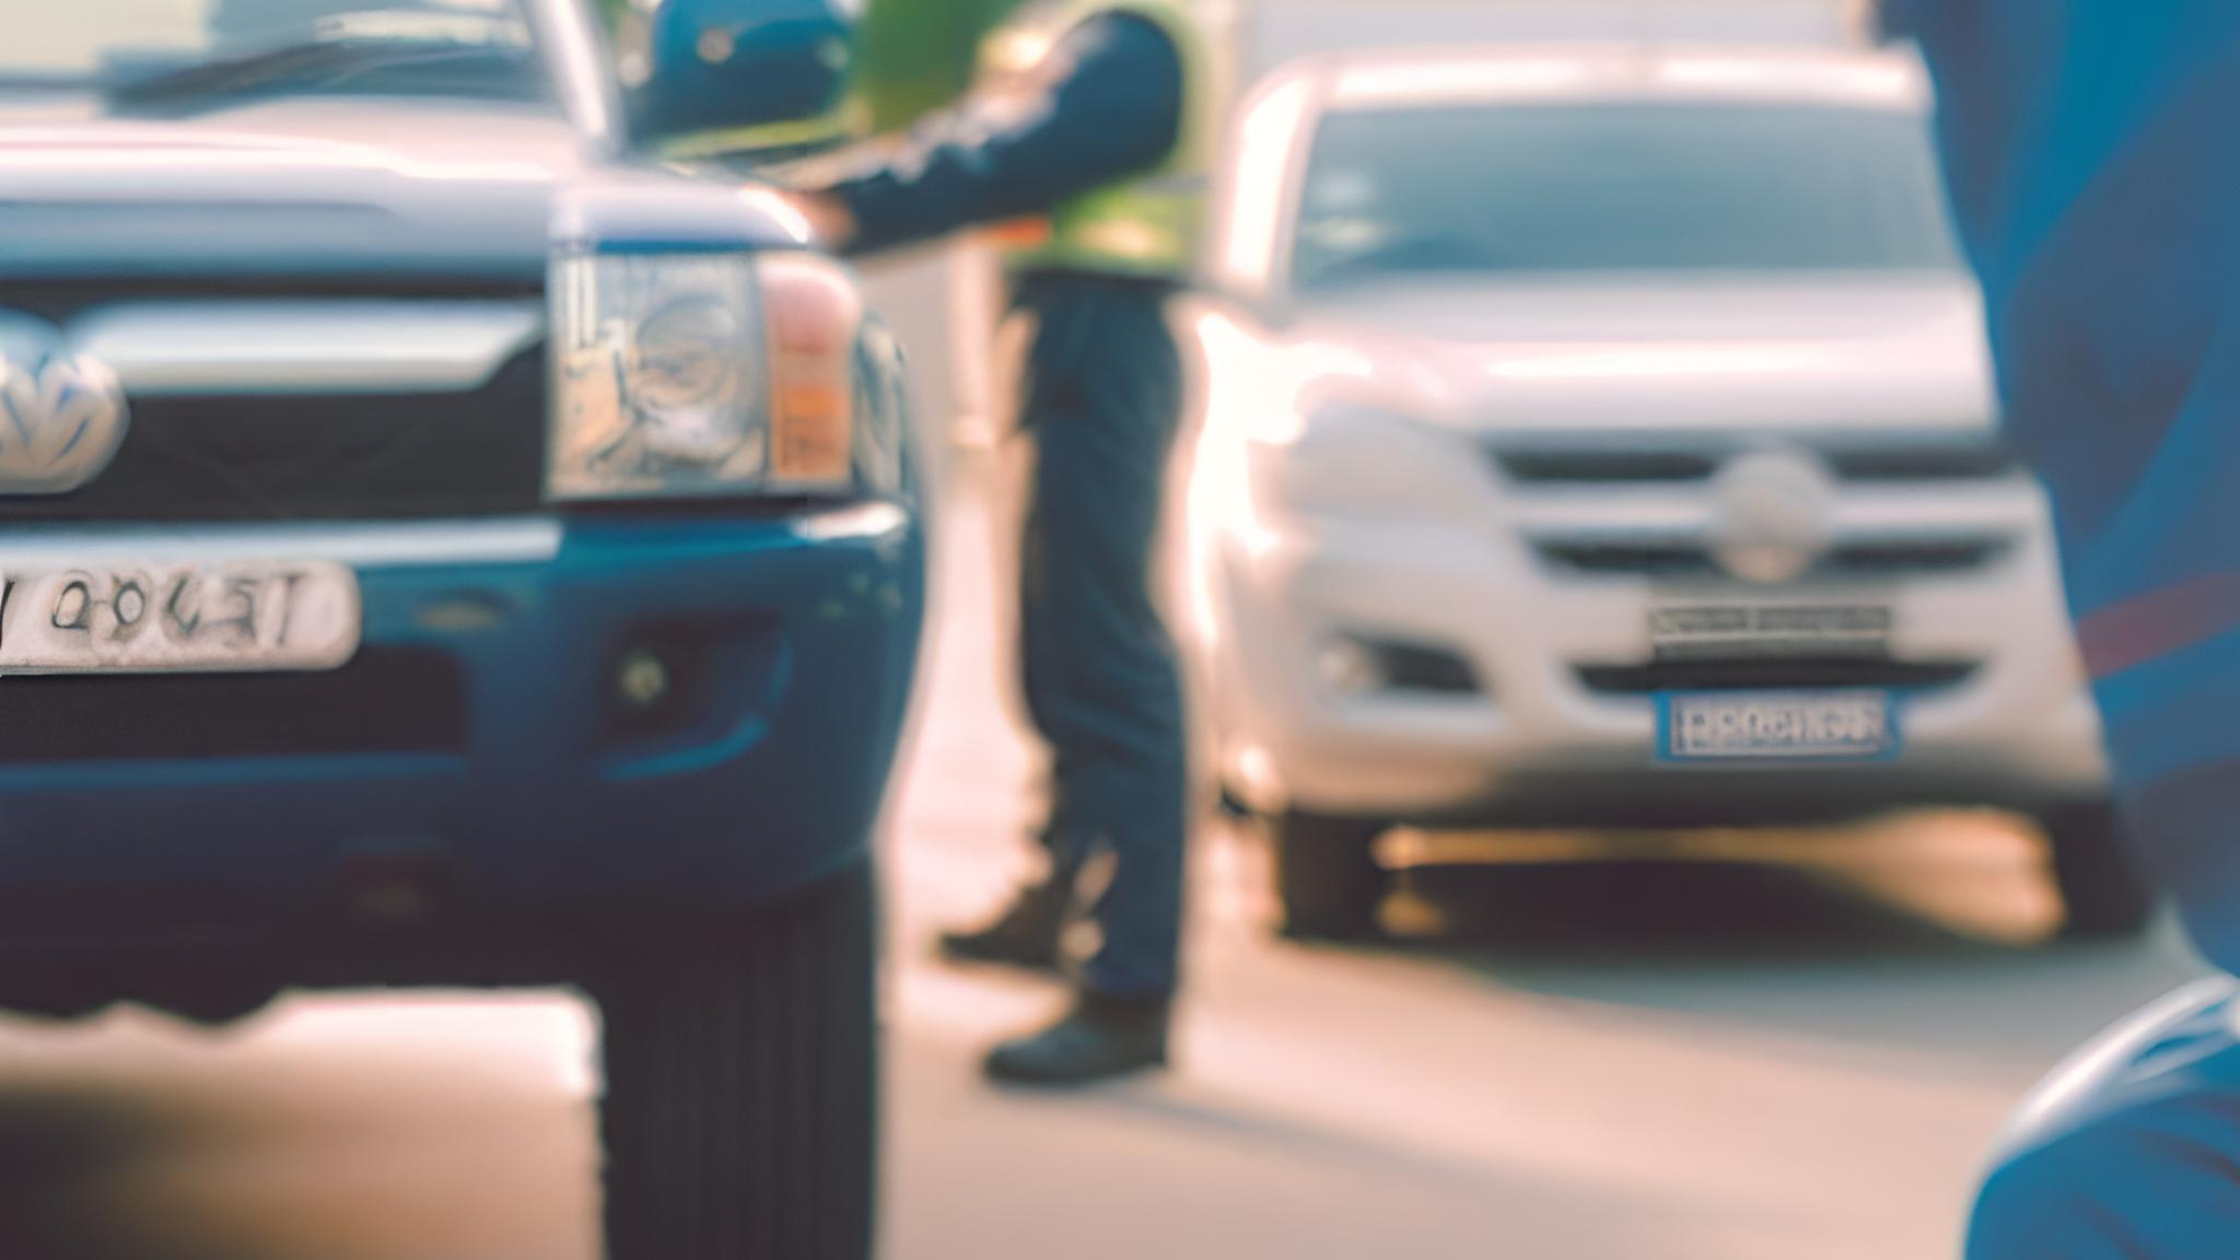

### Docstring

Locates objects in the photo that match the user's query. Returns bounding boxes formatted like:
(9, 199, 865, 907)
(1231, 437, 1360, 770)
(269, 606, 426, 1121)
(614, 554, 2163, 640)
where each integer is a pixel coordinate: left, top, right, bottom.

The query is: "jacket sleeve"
(813, 12, 1184, 257)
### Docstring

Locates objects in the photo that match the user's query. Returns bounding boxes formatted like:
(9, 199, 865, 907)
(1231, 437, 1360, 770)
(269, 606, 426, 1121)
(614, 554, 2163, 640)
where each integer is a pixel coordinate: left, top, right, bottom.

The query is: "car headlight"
(1243, 402, 1454, 519)
(548, 247, 891, 501)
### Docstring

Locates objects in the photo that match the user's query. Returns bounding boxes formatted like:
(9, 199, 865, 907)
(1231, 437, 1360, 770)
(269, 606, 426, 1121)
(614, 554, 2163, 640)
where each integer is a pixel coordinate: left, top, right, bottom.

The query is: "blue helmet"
(640, 0, 856, 146)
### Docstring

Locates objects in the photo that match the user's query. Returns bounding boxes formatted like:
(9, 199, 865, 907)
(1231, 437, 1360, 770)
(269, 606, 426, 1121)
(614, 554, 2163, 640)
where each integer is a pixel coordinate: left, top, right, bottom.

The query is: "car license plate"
(1658, 690, 1898, 762)
(0, 562, 361, 674)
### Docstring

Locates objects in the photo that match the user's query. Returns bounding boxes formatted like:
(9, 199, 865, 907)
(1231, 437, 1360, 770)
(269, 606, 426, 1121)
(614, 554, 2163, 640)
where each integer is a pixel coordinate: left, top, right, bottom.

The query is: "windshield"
(3, 0, 543, 99)
(1290, 101, 1965, 291)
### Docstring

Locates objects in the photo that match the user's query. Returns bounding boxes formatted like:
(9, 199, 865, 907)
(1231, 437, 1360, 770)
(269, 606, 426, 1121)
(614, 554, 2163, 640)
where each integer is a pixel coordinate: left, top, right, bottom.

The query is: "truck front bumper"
(0, 504, 925, 912)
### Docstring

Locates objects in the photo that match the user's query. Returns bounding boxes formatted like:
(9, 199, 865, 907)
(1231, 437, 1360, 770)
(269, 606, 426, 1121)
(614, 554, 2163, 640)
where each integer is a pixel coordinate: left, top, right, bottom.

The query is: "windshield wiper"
(108, 25, 533, 115)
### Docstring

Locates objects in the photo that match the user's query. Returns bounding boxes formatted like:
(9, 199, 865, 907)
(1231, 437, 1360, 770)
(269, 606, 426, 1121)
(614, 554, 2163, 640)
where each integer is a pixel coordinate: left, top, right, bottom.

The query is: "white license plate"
(0, 562, 361, 674)
(1658, 690, 1898, 762)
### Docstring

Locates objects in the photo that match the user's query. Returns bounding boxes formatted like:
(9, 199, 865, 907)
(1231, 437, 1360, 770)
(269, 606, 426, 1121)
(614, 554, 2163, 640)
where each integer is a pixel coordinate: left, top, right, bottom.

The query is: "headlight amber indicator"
(761, 253, 861, 489)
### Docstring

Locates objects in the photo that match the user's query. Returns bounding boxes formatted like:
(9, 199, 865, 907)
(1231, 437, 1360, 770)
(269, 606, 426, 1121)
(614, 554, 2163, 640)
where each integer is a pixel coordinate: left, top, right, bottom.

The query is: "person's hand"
(782, 191, 858, 251)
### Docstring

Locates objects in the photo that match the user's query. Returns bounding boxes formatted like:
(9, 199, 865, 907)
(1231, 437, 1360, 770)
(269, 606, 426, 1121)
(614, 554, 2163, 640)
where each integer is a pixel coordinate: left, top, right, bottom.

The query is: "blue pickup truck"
(0, 2, 915, 1256)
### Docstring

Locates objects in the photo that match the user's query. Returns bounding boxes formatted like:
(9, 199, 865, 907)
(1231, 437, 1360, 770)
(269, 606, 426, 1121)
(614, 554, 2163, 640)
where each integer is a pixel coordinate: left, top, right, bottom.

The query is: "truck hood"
(0, 97, 804, 282)
(1281, 275, 2000, 438)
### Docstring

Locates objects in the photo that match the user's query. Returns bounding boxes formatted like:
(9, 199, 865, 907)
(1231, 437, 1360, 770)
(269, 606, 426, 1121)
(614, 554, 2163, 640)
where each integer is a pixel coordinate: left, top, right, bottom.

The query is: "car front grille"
(0, 647, 468, 763)
(1575, 656, 1979, 695)
(1532, 538, 2011, 580)
(1491, 432, 2032, 585)
(0, 349, 548, 525)
(1490, 439, 2019, 486)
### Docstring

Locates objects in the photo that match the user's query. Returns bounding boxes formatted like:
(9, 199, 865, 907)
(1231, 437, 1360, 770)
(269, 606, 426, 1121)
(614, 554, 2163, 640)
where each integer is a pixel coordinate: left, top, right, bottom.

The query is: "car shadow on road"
(1042, 1071, 1789, 1260)
(1395, 857, 2008, 961)
(0, 1083, 187, 1260)
(1353, 846, 2202, 1071)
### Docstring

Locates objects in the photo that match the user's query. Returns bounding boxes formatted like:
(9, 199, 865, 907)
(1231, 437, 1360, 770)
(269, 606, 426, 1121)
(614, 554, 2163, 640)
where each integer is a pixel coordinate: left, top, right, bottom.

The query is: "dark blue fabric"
(1892, 4, 2240, 788)
(2113, 763, 2240, 977)
(1013, 274, 1189, 998)
(1899, 0, 2240, 903)
(1968, 969, 2240, 1258)
(1915, 2, 2240, 578)
(1896, 7, 2240, 1252)
(820, 12, 1184, 258)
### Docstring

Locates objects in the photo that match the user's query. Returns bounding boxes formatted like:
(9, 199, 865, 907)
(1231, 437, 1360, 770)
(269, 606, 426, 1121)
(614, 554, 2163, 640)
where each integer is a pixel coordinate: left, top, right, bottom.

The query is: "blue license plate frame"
(1656, 689, 1902, 764)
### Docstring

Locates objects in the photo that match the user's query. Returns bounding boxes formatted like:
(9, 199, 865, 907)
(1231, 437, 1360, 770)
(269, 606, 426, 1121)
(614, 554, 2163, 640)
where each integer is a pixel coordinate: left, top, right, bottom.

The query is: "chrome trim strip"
(792, 502, 912, 542)
(70, 300, 546, 397)
(530, 0, 625, 156)
(0, 518, 563, 569)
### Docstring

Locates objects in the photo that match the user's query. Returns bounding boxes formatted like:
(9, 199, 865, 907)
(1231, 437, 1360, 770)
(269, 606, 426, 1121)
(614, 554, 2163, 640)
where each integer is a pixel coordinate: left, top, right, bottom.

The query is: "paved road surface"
(0, 465, 2207, 1260)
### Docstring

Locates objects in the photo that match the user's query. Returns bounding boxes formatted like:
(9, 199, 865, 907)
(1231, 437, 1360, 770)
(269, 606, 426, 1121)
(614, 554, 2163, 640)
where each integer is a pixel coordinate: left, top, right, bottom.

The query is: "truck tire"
(594, 863, 876, 1260)
(1272, 813, 1390, 941)
(2042, 802, 2157, 940)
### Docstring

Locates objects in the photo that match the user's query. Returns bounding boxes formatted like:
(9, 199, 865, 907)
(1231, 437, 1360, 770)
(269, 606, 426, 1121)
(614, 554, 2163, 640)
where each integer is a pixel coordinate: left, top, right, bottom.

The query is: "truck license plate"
(1658, 690, 1898, 762)
(0, 562, 361, 674)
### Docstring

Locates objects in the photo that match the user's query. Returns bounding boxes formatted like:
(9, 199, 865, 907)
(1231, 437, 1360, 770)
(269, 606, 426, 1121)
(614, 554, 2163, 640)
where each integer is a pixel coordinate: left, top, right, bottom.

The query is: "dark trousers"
(1012, 270, 1188, 999)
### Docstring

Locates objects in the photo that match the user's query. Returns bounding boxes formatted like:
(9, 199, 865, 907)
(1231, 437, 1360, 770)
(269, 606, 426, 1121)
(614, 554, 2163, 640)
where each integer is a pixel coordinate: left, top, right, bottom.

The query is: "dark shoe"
(983, 992, 1171, 1087)
(939, 880, 1067, 972)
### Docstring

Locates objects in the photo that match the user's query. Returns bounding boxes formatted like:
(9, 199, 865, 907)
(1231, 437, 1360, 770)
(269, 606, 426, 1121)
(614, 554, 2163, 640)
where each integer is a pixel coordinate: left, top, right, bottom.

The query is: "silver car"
(1179, 43, 2148, 940)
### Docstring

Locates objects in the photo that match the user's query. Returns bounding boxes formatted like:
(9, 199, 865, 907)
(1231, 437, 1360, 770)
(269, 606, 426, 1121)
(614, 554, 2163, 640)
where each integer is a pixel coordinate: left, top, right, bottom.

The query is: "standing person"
(783, 0, 1214, 1087)
(1869, 1, 2240, 1254)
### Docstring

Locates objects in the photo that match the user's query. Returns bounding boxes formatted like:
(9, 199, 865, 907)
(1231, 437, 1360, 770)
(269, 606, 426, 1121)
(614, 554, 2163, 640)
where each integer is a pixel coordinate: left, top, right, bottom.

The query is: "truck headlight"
(548, 248, 882, 501)
(630, 293, 751, 464)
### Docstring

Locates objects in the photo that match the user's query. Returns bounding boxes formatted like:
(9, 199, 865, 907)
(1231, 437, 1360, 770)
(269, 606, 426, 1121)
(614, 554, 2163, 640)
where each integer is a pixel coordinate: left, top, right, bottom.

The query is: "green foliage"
(853, 0, 1026, 131)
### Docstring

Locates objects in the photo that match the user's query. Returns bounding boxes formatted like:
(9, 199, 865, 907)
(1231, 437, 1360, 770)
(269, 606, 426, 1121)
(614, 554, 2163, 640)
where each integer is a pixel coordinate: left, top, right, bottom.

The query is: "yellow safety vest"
(975, 0, 1216, 281)
(656, 98, 872, 165)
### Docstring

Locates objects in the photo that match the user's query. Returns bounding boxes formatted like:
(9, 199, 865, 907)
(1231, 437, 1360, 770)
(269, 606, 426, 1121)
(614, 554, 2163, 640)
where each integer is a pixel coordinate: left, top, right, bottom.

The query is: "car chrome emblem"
(1709, 449, 1836, 585)
(0, 327, 131, 496)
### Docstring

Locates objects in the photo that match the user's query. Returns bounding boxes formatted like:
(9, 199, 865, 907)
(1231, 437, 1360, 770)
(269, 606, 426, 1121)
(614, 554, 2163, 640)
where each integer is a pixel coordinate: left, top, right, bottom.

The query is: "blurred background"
(0, 2, 2210, 1258)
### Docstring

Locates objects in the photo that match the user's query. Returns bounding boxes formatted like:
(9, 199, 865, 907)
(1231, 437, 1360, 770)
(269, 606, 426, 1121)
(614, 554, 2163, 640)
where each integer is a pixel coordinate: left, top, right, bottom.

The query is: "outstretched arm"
(802, 12, 1183, 256)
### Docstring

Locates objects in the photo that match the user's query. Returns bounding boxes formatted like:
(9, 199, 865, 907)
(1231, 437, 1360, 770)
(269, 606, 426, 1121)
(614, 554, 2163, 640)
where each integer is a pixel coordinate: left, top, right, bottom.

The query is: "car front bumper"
(1189, 492, 2108, 826)
(0, 504, 925, 911)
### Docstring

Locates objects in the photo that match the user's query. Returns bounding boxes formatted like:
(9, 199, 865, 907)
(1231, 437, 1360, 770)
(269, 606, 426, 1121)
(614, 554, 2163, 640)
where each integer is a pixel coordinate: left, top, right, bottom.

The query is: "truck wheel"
(593, 863, 876, 1260)
(1272, 813, 1390, 941)
(2042, 802, 2157, 940)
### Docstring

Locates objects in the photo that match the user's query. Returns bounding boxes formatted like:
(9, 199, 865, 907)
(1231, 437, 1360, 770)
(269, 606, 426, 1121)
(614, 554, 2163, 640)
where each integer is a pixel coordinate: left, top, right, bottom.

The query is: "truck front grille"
(0, 350, 548, 525)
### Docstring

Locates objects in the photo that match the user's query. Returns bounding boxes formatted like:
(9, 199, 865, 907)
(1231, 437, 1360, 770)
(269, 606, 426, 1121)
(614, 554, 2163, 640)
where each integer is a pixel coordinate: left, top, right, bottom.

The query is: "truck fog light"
(616, 648, 672, 709)
(1316, 636, 1383, 695)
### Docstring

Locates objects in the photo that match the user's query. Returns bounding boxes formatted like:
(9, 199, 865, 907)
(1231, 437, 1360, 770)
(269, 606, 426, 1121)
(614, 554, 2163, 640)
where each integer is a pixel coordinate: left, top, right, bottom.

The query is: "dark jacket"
(816, 11, 1183, 258)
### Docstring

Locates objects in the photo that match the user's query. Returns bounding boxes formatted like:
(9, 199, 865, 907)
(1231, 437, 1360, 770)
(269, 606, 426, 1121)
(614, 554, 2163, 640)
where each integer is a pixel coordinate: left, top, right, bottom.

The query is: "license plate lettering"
(206, 573, 264, 648)
(48, 570, 177, 646)
(0, 562, 360, 674)
(1662, 690, 1897, 761)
